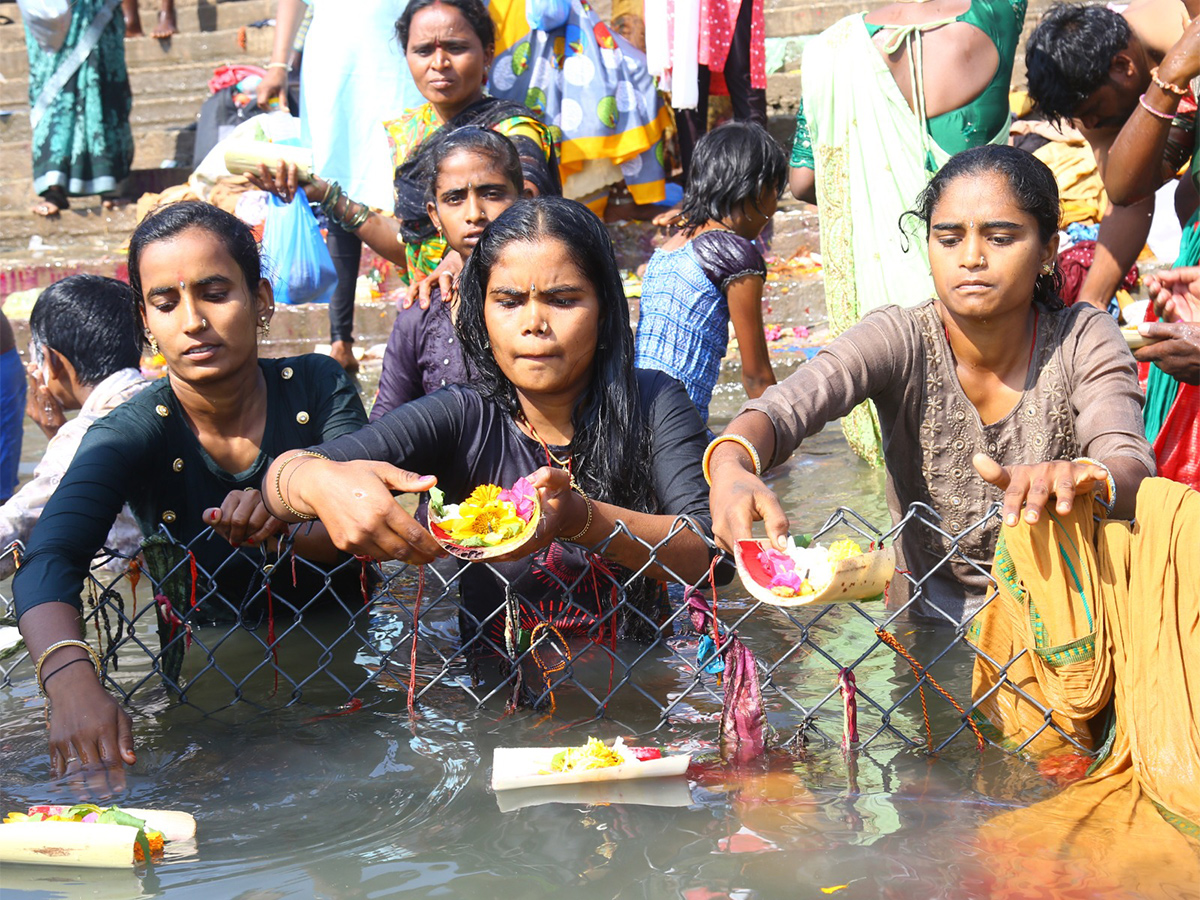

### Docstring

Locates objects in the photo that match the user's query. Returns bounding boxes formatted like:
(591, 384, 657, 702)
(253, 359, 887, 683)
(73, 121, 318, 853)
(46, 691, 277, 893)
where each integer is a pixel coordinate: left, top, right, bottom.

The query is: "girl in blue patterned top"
(633, 122, 785, 423)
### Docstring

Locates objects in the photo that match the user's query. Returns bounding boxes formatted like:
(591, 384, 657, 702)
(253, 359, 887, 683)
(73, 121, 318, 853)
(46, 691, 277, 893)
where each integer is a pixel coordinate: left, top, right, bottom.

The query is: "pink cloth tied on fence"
(686, 586, 766, 762)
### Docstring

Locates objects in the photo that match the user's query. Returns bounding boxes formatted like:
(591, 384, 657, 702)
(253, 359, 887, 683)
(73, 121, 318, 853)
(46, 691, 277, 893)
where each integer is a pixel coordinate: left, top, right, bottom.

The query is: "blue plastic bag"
(260, 189, 338, 305)
(526, 0, 570, 31)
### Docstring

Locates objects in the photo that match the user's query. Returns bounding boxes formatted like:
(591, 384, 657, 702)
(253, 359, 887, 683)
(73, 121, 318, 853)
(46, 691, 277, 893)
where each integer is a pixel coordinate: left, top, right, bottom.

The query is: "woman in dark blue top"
(15, 202, 367, 797)
(267, 198, 723, 647)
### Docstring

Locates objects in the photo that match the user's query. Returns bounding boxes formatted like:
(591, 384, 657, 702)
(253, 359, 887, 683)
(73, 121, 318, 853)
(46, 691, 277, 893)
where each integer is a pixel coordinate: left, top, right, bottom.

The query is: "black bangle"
(40, 655, 94, 689)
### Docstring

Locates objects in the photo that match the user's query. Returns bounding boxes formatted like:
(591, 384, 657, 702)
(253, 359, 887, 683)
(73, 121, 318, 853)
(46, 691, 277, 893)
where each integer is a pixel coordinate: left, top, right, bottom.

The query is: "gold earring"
(260, 316, 270, 338)
(146, 333, 159, 355)
(1042, 263, 1054, 274)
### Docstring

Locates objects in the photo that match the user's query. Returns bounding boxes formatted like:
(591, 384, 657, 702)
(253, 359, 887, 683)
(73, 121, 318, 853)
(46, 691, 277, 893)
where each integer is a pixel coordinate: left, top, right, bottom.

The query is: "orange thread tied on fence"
(874, 626, 985, 752)
(408, 564, 425, 721)
(529, 623, 569, 714)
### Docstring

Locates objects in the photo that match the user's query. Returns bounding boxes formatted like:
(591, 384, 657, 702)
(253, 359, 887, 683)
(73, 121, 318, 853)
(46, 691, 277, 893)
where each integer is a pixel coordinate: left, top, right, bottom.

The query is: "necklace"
(516, 409, 581, 492)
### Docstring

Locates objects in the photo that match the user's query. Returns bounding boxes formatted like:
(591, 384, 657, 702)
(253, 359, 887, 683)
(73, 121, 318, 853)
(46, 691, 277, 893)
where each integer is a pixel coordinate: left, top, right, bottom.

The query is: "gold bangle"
(564, 489, 594, 544)
(273, 451, 328, 521)
(1150, 66, 1188, 98)
(702, 434, 762, 486)
(1073, 456, 1116, 512)
(35, 639, 102, 697)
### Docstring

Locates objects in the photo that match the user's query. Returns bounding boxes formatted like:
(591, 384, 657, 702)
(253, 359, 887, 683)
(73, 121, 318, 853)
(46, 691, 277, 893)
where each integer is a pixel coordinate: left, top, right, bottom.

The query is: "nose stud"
(201, 318, 209, 329)
(978, 255, 985, 267)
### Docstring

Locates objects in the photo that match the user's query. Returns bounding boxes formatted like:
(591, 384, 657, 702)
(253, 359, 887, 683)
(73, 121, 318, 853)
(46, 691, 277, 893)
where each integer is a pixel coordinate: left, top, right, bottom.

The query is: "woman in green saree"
(24, 0, 134, 217)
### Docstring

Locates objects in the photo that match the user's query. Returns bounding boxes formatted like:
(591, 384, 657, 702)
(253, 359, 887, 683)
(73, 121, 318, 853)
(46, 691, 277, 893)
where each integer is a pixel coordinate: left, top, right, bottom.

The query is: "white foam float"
(491, 742, 691, 792)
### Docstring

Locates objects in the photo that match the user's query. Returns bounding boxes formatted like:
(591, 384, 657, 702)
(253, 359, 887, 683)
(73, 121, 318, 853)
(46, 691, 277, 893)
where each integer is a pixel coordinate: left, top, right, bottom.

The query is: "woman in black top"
(266, 198, 721, 646)
(15, 202, 367, 797)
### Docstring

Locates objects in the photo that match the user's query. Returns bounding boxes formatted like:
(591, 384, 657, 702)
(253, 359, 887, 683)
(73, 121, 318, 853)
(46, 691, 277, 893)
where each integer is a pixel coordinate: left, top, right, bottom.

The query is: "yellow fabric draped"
(968, 479, 1200, 896)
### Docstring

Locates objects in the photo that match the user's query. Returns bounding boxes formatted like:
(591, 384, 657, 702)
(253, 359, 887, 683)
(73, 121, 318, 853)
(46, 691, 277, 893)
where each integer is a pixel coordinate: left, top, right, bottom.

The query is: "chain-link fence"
(0, 504, 1089, 757)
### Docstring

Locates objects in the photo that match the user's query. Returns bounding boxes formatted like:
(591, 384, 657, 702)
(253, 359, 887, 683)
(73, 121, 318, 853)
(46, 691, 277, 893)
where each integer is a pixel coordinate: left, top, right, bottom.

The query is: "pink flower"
(756, 548, 803, 591)
(498, 477, 536, 521)
(82, 813, 99, 823)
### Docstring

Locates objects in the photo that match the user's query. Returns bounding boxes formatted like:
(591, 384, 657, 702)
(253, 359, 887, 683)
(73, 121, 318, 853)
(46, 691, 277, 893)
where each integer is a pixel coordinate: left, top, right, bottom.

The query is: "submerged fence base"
(0, 503, 1091, 757)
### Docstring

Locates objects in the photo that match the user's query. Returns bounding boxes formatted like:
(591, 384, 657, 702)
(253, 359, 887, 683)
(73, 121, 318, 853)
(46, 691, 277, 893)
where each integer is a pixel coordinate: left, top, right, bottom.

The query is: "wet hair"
(29, 275, 141, 385)
(905, 145, 1064, 309)
(678, 122, 787, 231)
(395, 0, 495, 51)
(456, 197, 653, 514)
(426, 126, 524, 203)
(1025, 4, 1132, 126)
(127, 201, 264, 349)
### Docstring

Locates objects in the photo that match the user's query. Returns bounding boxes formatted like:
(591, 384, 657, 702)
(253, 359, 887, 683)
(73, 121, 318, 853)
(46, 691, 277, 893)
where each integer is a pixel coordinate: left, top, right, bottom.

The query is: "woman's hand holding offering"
(972, 454, 1111, 526)
(270, 457, 446, 564)
(246, 161, 320, 204)
(708, 456, 790, 554)
(25, 365, 65, 439)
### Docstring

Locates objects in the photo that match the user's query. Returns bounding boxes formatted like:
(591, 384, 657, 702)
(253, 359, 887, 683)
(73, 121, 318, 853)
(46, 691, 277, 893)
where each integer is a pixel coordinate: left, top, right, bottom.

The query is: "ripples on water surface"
(3, 376, 1196, 898)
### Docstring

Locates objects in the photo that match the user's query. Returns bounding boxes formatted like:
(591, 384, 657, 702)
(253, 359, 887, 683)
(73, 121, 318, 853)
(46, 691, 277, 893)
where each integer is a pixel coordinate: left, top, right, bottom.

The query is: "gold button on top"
(161, 510, 177, 523)
(156, 404, 170, 418)
(172, 458, 184, 472)
(296, 411, 310, 424)
(281, 367, 294, 380)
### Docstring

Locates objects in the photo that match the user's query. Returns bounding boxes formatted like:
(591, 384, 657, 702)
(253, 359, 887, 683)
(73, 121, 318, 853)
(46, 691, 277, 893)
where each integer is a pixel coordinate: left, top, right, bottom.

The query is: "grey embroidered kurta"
(740, 300, 1156, 623)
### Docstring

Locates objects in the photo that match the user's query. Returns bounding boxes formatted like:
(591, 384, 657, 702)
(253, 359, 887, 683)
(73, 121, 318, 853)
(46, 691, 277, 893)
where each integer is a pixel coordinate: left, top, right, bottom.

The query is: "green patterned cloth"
(25, 0, 133, 197)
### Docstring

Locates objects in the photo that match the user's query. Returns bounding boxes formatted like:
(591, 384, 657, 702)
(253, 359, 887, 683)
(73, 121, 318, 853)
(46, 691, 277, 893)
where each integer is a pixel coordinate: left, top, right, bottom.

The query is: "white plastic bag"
(17, 0, 72, 53)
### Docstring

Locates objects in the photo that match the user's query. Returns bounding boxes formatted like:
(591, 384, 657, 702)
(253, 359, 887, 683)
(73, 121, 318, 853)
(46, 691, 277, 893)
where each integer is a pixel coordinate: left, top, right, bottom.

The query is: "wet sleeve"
(12, 413, 153, 619)
(739, 308, 908, 468)
(1064, 306, 1156, 474)
(640, 371, 713, 533)
(370, 305, 425, 422)
(691, 231, 768, 293)
(790, 102, 814, 169)
(312, 386, 468, 479)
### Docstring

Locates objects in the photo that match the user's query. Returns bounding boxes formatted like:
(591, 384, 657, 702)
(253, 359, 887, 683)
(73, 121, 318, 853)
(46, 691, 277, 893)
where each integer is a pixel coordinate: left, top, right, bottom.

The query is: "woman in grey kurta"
(707, 146, 1155, 623)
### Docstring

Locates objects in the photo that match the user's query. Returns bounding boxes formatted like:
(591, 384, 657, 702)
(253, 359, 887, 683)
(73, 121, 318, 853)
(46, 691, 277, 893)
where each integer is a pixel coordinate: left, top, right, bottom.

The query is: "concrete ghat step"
(0, 94, 205, 143)
(0, 128, 196, 189)
(0, 39, 271, 105)
(0, 0, 276, 54)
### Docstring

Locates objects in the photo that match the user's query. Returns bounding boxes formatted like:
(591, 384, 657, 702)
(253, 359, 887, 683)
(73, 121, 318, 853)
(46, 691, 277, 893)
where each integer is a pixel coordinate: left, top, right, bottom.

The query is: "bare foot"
(101, 196, 131, 210)
(330, 340, 360, 373)
(152, 8, 177, 39)
(31, 188, 68, 217)
(31, 198, 62, 217)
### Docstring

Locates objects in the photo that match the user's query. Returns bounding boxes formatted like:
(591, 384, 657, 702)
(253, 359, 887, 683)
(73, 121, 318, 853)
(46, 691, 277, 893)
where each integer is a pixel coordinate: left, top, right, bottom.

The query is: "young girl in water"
(707, 145, 1155, 624)
(634, 122, 785, 423)
(370, 127, 526, 420)
(14, 202, 367, 796)
(266, 197, 721, 646)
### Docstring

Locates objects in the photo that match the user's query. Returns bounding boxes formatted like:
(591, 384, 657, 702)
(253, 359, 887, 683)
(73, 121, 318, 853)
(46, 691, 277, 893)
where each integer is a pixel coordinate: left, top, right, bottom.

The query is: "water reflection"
(3, 374, 1196, 898)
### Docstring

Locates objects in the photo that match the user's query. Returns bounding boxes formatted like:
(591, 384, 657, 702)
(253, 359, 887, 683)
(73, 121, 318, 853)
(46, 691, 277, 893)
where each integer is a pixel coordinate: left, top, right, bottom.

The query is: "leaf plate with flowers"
(734, 535, 895, 607)
(428, 477, 541, 560)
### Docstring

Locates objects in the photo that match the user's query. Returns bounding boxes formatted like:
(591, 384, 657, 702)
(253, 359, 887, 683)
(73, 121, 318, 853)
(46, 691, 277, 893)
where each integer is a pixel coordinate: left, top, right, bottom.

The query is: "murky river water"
(1, 370, 1194, 898)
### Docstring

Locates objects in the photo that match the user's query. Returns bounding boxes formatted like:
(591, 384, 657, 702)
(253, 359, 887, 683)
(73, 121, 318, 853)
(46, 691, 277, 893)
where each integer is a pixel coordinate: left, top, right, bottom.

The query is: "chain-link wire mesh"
(0, 504, 1091, 756)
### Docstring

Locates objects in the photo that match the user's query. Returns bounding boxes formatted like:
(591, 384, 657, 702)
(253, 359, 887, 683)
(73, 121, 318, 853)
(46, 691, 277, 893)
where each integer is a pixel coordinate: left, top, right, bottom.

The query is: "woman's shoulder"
(690, 231, 767, 291)
(634, 368, 694, 410)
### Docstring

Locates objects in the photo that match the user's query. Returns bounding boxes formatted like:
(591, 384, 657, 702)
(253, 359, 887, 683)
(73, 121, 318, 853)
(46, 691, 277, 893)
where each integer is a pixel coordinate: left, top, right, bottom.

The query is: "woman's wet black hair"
(395, 0, 495, 51)
(456, 197, 652, 514)
(127, 201, 264, 350)
(905, 145, 1064, 309)
(677, 121, 787, 232)
(426, 126, 524, 204)
(30, 275, 141, 385)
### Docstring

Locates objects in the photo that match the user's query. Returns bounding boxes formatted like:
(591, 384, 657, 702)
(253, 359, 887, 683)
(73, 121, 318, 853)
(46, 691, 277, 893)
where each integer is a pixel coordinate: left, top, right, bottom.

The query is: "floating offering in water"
(0, 805, 196, 868)
(491, 739, 690, 791)
(735, 536, 895, 607)
(428, 478, 541, 560)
